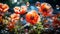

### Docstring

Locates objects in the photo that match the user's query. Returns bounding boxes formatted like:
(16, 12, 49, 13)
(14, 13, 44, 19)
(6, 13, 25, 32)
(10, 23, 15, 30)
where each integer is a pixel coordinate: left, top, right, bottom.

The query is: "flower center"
(43, 8, 48, 12)
(30, 16, 34, 20)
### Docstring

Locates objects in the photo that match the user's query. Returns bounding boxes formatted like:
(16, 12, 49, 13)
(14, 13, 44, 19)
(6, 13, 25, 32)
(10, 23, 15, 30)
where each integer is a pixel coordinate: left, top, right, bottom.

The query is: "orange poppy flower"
(14, 6, 20, 14)
(14, 6, 27, 14)
(39, 3, 53, 17)
(26, 10, 40, 25)
(2, 4, 9, 12)
(10, 13, 20, 22)
(20, 6, 27, 14)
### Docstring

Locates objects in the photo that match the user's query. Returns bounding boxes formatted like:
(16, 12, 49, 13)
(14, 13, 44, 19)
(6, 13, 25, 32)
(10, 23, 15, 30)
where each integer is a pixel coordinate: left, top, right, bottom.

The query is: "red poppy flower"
(2, 4, 9, 12)
(39, 3, 53, 17)
(7, 22, 15, 30)
(52, 19, 60, 28)
(0, 3, 3, 11)
(26, 10, 40, 25)
(52, 14, 60, 27)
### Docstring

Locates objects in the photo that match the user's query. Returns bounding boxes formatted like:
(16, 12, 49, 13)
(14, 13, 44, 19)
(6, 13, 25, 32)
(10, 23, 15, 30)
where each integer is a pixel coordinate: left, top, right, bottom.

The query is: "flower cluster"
(0, 2, 60, 34)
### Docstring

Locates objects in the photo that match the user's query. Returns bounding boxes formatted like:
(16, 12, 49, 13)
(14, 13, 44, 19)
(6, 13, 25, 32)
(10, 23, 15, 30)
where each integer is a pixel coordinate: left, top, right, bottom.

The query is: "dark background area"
(0, 0, 60, 14)
(0, 0, 60, 8)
